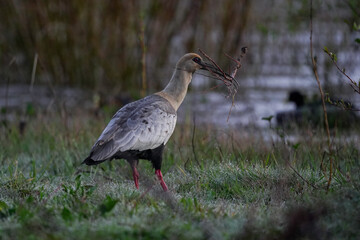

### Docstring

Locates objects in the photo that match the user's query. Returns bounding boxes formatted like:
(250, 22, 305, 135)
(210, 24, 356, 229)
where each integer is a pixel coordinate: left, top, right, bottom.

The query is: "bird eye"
(192, 57, 201, 63)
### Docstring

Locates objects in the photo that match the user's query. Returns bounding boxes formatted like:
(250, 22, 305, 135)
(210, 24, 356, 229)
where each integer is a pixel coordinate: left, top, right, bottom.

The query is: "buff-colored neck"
(155, 69, 193, 111)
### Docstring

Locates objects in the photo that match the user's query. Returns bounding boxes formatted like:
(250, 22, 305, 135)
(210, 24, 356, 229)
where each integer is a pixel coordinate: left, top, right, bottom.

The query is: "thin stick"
(199, 49, 227, 77)
(225, 47, 248, 121)
(201, 83, 222, 94)
(191, 115, 200, 167)
(227, 95, 235, 122)
(139, 16, 147, 98)
(289, 164, 318, 190)
(310, 0, 333, 191)
(225, 47, 247, 78)
(324, 50, 360, 94)
(4, 77, 10, 125)
(30, 53, 38, 93)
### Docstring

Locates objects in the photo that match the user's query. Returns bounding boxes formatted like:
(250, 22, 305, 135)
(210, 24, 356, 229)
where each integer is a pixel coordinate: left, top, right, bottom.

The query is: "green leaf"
(332, 53, 337, 62)
(84, 185, 96, 196)
(292, 143, 301, 150)
(61, 207, 73, 222)
(355, 38, 360, 44)
(17, 206, 33, 222)
(26, 102, 36, 117)
(26, 196, 34, 204)
(75, 174, 82, 191)
(323, 47, 337, 62)
(256, 23, 268, 35)
(353, 22, 360, 31)
(99, 195, 119, 215)
(323, 46, 329, 54)
(0, 200, 8, 212)
(261, 115, 273, 122)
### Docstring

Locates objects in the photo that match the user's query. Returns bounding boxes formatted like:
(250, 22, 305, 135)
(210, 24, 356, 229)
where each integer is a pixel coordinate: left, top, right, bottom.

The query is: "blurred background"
(1, 0, 359, 130)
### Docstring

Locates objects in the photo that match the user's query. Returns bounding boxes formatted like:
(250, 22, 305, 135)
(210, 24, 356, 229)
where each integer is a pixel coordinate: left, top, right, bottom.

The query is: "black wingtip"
(82, 156, 97, 166)
(82, 155, 107, 166)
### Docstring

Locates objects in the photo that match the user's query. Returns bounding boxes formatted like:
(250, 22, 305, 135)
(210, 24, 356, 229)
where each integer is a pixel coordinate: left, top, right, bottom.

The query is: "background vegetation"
(0, 0, 250, 94)
(3, 1, 357, 92)
(1, 0, 360, 239)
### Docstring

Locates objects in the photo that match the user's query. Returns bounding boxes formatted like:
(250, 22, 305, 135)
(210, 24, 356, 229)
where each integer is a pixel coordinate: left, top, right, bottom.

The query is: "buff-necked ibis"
(82, 53, 224, 191)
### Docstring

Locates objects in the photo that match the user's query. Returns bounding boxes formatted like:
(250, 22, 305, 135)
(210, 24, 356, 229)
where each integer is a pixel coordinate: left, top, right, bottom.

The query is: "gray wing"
(90, 95, 177, 161)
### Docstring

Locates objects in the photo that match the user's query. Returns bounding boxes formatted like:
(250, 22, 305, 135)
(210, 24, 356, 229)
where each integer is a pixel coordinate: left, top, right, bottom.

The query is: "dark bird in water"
(276, 90, 358, 129)
(83, 53, 224, 191)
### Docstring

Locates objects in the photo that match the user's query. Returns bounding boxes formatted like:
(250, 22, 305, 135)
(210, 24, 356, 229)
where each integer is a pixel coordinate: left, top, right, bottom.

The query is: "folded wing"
(90, 95, 177, 161)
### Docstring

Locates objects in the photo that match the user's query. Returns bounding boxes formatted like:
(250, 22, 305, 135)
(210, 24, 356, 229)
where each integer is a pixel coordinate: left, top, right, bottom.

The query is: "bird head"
(176, 53, 224, 75)
(159, 53, 226, 111)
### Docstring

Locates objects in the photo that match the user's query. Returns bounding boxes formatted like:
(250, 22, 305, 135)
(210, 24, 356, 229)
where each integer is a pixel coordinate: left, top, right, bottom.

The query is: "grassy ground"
(0, 113, 360, 240)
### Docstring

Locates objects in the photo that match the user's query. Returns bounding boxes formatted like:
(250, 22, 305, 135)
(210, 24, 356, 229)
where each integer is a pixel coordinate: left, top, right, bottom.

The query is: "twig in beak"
(198, 48, 248, 122)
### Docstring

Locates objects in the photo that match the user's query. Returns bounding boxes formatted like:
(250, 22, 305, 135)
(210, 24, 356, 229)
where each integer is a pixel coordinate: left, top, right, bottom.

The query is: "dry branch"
(198, 48, 247, 121)
(310, 0, 333, 191)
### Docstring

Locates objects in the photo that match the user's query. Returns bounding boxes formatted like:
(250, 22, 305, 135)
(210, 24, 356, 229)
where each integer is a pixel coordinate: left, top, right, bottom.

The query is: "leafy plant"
(99, 195, 119, 216)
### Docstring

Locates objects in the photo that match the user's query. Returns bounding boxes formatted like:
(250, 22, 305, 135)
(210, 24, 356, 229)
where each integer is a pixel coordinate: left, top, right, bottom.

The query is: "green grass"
(1, 114, 360, 240)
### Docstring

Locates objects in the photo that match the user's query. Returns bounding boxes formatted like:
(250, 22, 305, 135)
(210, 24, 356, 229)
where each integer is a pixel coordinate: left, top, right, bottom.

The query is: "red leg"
(155, 169, 168, 191)
(128, 159, 139, 189)
(132, 166, 139, 189)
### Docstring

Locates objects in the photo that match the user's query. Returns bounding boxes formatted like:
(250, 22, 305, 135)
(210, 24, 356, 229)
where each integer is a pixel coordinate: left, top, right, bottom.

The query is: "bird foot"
(155, 169, 168, 191)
